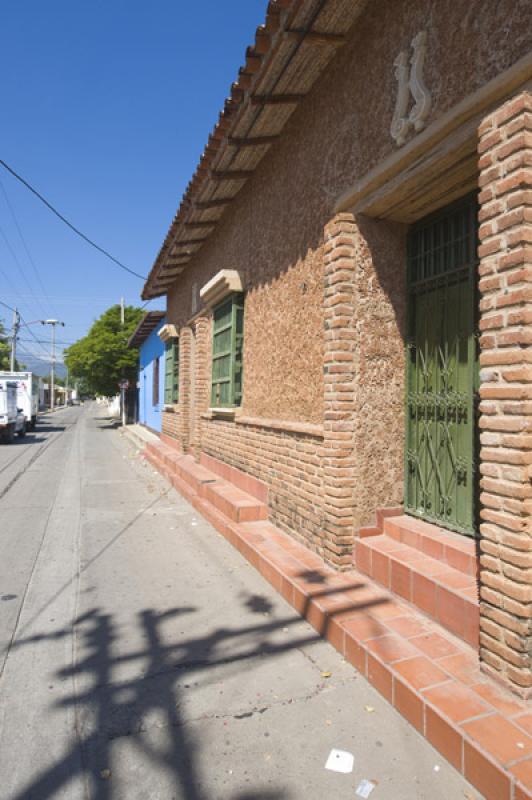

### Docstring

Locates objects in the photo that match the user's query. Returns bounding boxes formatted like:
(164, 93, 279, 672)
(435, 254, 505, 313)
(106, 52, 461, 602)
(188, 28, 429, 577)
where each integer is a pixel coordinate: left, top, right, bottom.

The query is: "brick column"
(177, 327, 192, 451)
(322, 213, 357, 569)
(191, 315, 210, 459)
(477, 90, 532, 695)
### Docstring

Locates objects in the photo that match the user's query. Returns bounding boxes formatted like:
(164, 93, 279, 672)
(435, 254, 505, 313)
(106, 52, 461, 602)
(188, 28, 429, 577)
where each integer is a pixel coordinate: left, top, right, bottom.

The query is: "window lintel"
(200, 270, 243, 309)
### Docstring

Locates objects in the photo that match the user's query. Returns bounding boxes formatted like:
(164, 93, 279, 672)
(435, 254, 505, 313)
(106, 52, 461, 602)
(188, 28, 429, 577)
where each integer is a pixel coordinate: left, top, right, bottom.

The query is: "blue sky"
(0, 0, 266, 369)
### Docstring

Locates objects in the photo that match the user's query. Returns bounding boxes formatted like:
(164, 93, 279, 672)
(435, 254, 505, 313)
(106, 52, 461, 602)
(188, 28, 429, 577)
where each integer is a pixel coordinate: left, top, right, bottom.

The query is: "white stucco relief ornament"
(391, 31, 432, 146)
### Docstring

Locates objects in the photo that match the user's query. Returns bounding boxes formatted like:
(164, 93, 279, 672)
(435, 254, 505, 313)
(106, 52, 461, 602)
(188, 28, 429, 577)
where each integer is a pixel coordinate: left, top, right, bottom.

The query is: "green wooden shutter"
(212, 293, 244, 407)
(173, 340, 179, 403)
(164, 341, 175, 404)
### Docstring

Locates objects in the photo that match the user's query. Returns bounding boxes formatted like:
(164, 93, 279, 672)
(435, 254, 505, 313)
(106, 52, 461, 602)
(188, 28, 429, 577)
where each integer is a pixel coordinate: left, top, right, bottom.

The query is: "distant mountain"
(18, 355, 67, 380)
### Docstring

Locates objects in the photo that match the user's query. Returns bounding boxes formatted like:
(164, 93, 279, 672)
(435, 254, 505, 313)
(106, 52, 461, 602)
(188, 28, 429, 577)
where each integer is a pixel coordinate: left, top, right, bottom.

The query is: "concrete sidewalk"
(0, 406, 480, 799)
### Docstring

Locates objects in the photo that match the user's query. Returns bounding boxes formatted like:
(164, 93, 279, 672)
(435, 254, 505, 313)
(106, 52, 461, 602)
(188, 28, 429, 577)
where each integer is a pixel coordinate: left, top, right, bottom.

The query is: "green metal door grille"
(405, 194, 479, 536)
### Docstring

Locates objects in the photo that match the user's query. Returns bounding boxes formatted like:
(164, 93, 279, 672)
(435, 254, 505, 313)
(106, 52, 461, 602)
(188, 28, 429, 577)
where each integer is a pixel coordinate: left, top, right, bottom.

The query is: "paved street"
(0, 404, 480, 800)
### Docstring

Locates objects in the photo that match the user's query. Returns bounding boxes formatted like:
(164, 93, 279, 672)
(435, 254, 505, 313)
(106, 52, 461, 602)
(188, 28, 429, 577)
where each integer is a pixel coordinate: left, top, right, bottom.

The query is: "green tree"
(0, 320, 10, 370)
(64, 304, 144, 396)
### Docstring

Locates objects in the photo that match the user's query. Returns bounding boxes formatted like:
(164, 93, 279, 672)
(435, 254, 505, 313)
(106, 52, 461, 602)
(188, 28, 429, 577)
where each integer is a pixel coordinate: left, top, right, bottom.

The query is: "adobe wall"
(167, 0, 530, 416)
(351, 217, 407, 528)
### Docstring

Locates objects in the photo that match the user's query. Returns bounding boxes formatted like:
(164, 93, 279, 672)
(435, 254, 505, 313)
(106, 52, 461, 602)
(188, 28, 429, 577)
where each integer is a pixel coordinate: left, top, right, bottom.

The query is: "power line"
(0, 300, 55, 361)
(0, 298, 17, 314)
(18, 312, 53, 359)
(0, 257, 31, 315)
(0, 177, 58, 318)
(18, 337, 76, 346)
(0, 158, 147, 281)
(0, 220, 49, 319)
(16, 347, 63, 365)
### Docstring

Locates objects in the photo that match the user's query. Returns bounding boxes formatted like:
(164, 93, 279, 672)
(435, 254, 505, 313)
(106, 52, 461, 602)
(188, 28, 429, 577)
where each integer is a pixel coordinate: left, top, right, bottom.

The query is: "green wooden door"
(405, 194, 479, 536)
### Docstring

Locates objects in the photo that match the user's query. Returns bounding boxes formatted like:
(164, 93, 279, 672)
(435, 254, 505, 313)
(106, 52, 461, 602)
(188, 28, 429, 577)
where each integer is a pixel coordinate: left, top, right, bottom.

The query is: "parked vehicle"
(0, 371, 39, 430)
(0, 380, 26, 442)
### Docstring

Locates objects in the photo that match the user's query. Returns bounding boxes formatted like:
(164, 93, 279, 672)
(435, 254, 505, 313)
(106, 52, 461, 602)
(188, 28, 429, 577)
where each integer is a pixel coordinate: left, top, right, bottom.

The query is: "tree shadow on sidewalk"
(8, 575, 385, 800)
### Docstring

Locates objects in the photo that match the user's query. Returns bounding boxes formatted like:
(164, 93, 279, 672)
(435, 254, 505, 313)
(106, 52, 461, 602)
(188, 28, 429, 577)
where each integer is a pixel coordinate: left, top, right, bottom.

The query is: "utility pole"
(120, 297, 126, 426)
(41, 319, 65, 411)
(10, 308, 20, 371)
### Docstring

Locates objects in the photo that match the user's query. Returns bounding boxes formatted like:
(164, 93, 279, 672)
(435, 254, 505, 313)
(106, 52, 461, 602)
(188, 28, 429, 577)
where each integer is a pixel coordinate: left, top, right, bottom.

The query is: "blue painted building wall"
(138, 318, 165, 432)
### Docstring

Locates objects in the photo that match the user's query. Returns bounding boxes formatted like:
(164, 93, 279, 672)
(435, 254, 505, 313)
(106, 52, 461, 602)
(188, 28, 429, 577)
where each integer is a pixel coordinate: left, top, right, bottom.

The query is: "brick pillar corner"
(191, 315, 210, 460)
(477, 89, 532, 696)
(178, 327, 192, 452)
(322, 212, 357, 570)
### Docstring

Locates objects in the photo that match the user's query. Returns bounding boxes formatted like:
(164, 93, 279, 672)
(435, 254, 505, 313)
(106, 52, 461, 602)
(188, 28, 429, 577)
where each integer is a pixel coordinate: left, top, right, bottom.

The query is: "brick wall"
(477, 90, 532, 694)
(201, 417, 324, 555)
(162, 408, 180, 440)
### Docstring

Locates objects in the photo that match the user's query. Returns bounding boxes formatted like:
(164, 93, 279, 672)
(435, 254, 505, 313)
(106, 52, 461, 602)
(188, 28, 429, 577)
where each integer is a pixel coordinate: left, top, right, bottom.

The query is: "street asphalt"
(0, 403, 481, 800)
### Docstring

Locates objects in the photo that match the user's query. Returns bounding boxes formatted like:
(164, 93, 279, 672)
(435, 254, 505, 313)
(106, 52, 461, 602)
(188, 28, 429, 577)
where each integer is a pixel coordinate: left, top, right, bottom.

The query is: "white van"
(0, 380, 26, 442)
(0, 371, 39, 430)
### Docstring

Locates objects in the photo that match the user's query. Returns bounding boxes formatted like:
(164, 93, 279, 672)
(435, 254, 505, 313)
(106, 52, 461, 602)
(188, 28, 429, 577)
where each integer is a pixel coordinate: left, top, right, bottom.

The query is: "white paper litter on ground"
(324, 749, 354, 774)
(355, 778, 376, 798)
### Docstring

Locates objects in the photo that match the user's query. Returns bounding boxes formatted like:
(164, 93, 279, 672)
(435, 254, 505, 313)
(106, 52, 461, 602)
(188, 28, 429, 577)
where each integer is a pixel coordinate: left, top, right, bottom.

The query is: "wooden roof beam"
(171, 238, 207, 246)
(164, 270, 188, 278)
(156, 273, 181, 285)
(228, 135, 279, 147)
(285, 29, 347, 46)
(194, 198, 232, 209)
(166, 258, 190, 266)
(250, 94, 304, 106)
(210, 170, 254, 181)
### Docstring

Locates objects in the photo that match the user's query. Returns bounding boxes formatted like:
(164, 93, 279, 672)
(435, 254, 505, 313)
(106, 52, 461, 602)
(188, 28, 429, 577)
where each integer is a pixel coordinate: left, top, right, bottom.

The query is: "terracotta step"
(354, 534, 479, 648)
(145, 443, 268, 524)
(173, 454, 218, 492)
(383, 514, 478, 577)
(202, 481, 268, 523)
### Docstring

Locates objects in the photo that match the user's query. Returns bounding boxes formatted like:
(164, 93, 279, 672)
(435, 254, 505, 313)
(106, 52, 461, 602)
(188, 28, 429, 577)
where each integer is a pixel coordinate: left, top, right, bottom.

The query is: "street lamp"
(41, 319, 65, 411)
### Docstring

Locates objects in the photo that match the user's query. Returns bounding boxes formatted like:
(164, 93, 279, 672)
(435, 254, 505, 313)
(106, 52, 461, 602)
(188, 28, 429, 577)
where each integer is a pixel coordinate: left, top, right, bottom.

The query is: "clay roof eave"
(127, 311, 165, 348)
(142, 0, 369, 300)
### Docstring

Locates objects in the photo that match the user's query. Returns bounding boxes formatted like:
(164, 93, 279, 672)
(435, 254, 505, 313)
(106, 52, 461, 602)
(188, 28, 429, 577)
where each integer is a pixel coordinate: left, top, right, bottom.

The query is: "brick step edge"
(354, 536, 479, 648)
(143, 448, 532, 800)
(383, 515, 478, 578)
